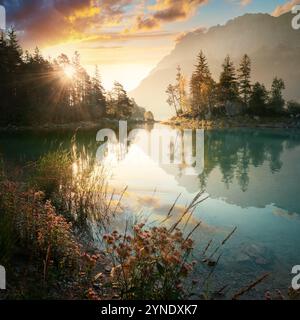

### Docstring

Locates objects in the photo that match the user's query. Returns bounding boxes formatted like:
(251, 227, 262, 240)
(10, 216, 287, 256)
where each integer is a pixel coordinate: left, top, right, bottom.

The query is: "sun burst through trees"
(63, 65, 76, 80)
(0, 28, 147, 126)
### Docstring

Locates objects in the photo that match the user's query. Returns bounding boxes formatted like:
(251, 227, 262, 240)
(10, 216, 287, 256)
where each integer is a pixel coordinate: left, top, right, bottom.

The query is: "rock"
(245, 244, 265, 258)
(144, 111, 155, 122)
(236, 253, 251, 263)
(234, 243, 274, 267)
(255, 257, 268, 266)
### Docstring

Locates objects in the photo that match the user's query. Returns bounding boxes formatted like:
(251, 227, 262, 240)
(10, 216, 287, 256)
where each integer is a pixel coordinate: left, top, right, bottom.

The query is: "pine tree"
(219, 55, 238, 103)
(190, 51, 213, 116)
(269, 77, 285, 114)
(248, 82, 268, 115)
(238, 54, 252, 105)
(91, 65, 106, 118)
(109, 82, 133, 119)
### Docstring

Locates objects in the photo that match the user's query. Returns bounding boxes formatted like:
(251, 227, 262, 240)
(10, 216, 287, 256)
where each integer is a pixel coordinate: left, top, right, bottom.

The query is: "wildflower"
(34, 191, 45, 200)
(264, 291, 272, 300)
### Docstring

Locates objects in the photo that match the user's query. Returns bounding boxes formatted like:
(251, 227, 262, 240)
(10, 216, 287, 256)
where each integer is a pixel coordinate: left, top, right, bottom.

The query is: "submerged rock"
(234, 243, 274, 267)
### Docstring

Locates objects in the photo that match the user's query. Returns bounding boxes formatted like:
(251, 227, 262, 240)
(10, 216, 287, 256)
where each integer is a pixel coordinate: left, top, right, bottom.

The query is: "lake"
(1, 123, 300, 298)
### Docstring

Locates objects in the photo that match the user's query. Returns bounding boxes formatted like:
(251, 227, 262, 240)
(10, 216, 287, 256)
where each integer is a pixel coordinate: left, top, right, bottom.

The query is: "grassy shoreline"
(0, 119, 157, 133)
(161, 116, 300, 130)
(0, 147, 202, 300)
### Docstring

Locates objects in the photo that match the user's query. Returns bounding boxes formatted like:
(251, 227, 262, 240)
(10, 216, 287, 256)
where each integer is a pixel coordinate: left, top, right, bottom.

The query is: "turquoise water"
(1, 125, 300, 297)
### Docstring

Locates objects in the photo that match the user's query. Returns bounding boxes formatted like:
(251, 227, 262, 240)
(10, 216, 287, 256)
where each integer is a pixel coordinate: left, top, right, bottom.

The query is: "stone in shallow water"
(236, 253, 251, 263)
(234, 243, 273, 267)
(255, 257, 268, 266)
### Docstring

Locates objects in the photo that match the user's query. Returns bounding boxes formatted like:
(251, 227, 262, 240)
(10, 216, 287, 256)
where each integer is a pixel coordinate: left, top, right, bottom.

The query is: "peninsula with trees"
(164, 51, 300, 129)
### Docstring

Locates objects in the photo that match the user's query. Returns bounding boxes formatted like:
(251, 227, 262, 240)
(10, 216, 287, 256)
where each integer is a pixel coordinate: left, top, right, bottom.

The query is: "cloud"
(134, 15, 160, 31)
(229, 0, 251, 7)
(131, 0, 209, 31)
(0, 0, 133, 47)
(175, 26, 206, 42)
(240, 0, 252, 6)
(1, 0, 210, 45)
(272, 0, 300, 17)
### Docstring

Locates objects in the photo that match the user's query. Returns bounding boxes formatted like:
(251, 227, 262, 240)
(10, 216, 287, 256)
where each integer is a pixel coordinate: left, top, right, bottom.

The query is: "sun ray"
(63, 65, 76, 79)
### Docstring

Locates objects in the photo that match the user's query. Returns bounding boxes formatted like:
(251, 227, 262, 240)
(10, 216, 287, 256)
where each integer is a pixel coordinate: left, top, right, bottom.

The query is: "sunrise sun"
(63, 65, 76, 79)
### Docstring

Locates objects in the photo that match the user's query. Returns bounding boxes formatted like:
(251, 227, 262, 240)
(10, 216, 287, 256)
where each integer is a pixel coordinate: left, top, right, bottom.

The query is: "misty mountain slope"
(130, 13, 300, 119)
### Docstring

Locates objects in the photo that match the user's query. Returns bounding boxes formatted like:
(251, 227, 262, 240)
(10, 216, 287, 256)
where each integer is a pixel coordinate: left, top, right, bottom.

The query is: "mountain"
(130, 13, 300, 120)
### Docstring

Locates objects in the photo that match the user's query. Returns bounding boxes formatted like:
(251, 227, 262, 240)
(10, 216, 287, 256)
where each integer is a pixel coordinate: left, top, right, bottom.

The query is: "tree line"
(166, 51, 300, 119)
(0, 29, 148, 126)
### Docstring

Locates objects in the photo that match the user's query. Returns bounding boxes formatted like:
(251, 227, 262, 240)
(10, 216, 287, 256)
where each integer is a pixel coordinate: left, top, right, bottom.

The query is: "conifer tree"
(269, 77, 285, 114)
(219, 55, 239, 103)
(238, 54, 252, 105)
(248, 82, 268, 115)
(190, 51, 213, 116)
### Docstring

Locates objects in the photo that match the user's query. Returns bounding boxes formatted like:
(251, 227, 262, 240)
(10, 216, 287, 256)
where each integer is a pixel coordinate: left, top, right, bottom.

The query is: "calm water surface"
(1, 124, 300, 296)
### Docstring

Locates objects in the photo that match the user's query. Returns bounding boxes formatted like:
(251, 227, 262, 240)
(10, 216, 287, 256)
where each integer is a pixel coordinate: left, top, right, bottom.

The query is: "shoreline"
(1, 117, 300, 132)
(160, 116, 300, 130)
(0, 119, 157, 133)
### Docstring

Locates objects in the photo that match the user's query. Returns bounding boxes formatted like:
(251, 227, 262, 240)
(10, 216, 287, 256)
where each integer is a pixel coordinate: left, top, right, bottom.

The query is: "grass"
(0, 142, 275, 300)
(31, 143, 121, 231)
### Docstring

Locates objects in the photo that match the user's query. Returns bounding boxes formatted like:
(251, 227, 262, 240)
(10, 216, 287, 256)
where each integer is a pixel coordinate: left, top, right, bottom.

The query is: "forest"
(0, 28, 148, 126)
(166, 51, 300, 119)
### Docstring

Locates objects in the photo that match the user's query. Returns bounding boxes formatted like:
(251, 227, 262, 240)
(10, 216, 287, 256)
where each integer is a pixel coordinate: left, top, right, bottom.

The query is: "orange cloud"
(272, 0, 300, 17)
(175, 26, 206, 42)
(131, 0, 209, 32)
(239, 0, 252, 6)
(7, 0, 133, 47)
(67, 6, 101, 23)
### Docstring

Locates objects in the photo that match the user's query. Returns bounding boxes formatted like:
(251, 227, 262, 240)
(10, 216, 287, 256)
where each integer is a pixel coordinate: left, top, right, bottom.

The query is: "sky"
(0, 0, 298, 91)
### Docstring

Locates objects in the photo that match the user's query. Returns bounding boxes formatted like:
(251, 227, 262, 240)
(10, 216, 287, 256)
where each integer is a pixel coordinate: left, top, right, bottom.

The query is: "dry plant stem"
(203, 239, 213, 256)
(232, 273, 270, 300)
(203, 254, 222, 287)
(159, 193, 182, 225)
(169, 191, 207, 232)
(208, 227, 237, 260)
(43, 245, 51, 284)
(112, 186, 128, 216)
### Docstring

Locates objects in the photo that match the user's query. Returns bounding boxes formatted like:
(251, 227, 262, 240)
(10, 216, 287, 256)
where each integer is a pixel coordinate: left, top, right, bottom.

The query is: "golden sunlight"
(63, 65, 76, 79)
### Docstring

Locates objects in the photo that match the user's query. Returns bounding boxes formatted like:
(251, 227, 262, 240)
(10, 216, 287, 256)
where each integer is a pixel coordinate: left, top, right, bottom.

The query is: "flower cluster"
(103, 224, 195, 300)
(0, 182, 99, 282)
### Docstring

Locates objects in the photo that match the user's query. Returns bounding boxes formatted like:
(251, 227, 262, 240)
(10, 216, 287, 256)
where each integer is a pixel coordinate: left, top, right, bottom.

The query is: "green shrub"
(32, 150, 72, 199)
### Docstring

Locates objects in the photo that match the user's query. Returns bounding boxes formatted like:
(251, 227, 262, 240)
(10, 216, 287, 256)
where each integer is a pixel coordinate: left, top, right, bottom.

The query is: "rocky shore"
(161, 116, 300, 130)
